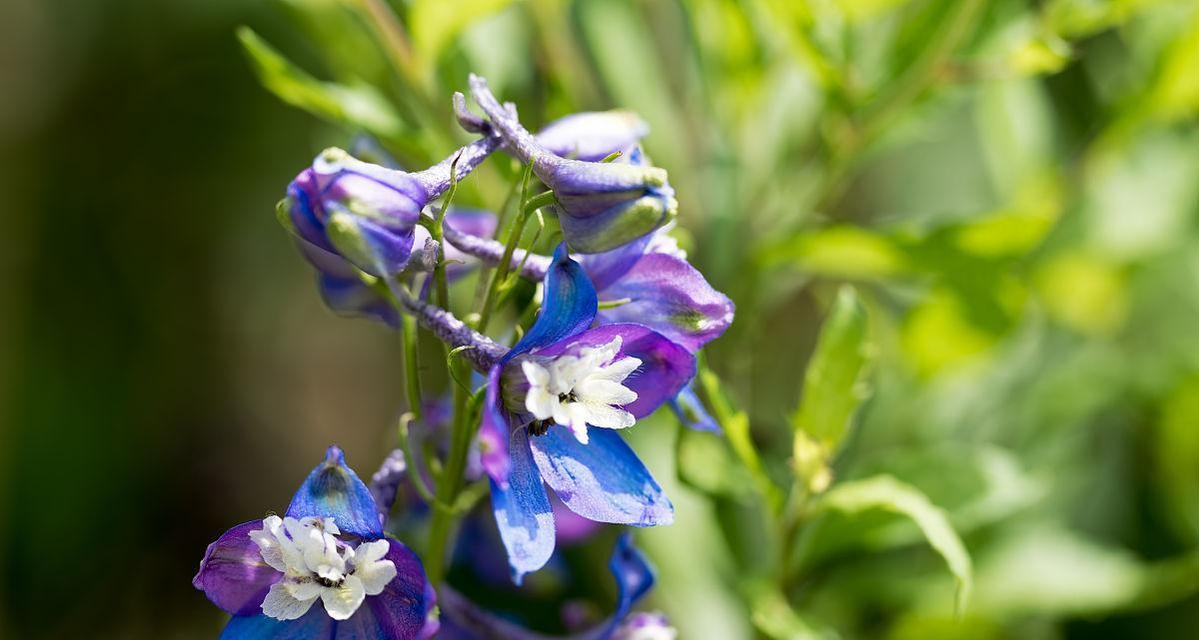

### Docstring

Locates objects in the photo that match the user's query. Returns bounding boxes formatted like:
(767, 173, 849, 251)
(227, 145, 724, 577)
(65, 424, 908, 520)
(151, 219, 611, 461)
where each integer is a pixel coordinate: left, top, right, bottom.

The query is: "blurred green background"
(4, 0, 1199, 638)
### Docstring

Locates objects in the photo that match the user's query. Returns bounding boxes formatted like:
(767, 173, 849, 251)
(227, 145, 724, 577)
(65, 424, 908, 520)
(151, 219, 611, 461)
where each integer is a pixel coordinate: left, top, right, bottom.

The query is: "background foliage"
(3, 0, 1199, 637)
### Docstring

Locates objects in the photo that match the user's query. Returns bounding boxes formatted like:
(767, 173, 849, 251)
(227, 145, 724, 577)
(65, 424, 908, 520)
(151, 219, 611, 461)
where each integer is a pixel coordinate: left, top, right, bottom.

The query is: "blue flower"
(193, 446, 436, 639)
(469, 75, 677, 254)
(475, 245, 695, 582)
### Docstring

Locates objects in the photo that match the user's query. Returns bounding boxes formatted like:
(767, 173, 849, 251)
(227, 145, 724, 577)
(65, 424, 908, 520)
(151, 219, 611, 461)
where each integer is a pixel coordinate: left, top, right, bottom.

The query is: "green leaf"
(794, 286, 872, 447)
(410, 0, 517, 62)
(750, 584, 830, 640)
(236, 26, 405, 139)
(815, 475, 974, 615)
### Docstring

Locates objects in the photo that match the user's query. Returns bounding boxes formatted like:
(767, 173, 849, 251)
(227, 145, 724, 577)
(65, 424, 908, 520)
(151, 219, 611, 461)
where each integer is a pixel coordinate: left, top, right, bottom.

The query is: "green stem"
(475, 184, 553, 334)
(424, 373, 473, 587)
(400, 312, 424, 424)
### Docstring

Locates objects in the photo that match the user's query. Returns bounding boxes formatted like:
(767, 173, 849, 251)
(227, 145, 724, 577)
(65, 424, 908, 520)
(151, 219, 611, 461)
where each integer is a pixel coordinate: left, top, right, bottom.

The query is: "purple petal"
(219, 539, 432, 640)
(294, 240, 399, 327)
(478, 365, 512, 486)
(286, 445, 384, 539)
(443, 207, 499, 281)
(445, 207, 499, 239)
(491, 428, 556, 583)
(508, 244, 597, 358)
(534, 324, 696, 419)
(668, 383, 722, 433)
(535, 111, 649, 162)
(193, 520, 281, 616)
(529, 426, 673, 527)
(596, 253, 734, 353)
(362, 538, 436, 639)
(574, 233, 658, 291)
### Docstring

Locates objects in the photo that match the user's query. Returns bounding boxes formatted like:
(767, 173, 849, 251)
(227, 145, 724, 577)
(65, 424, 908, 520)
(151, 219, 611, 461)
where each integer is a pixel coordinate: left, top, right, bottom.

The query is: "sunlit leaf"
(792, 287, 873, 491)
(762, 226, 910, 279)
(236, 26, 405, 138)
(1035, 251, 1128, 338)
(972, 524, 1145, 616)
(815, 475, 974, 614)
(410, 0, 517, 62)
(901, 288, 998, 376)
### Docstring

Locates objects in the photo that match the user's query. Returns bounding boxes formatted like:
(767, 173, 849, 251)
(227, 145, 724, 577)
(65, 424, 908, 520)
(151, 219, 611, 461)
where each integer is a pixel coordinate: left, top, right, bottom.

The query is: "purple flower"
(469, 75, 677, 254)
(535, 110, 649, 162)
(439, 534, 660, 640)
(193, 446, 436, 639)
(475, 245, 694, 582)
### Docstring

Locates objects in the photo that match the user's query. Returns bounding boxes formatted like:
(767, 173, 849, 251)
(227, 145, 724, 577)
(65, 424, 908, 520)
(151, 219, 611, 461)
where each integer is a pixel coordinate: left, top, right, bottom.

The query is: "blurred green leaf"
(972, 524, 1145, 616)
(236, 26, 406, 139)
(792, 287, 873, 491)
(763, 226, 910, 279)
(814, 475, 974, 614)
(677, 423, 755, 499)
(751, 585, 830, 640)
(1035, 251, 1128, 338)
(410, 0, 517, 63)
(1154, 377, 1199, 541)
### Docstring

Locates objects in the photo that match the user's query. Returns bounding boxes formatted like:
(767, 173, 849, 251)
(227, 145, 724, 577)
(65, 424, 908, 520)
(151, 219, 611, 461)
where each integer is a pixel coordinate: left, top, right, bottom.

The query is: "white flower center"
(250, 515, 396, 621)
(522, 336, 641, 444)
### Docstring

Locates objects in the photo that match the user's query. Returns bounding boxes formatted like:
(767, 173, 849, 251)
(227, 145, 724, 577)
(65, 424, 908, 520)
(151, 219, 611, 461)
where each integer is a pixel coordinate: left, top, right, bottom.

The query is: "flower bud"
(281, 136, 499, 278)
(469, 74, 676, 254)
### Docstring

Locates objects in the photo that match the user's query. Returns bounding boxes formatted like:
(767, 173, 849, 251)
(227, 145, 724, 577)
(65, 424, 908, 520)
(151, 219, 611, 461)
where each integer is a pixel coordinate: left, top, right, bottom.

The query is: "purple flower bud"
(469, 74, 677, 254)
(280, 135, 499, 278)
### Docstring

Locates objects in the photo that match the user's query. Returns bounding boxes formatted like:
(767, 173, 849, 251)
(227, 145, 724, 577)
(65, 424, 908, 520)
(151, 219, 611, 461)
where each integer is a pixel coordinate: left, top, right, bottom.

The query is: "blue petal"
(668, 383, 722, 433)
(286, 446, 384, 539)
(490, 428, 556, 584)
(528, 427, 673, 527)
(507, 243, 597, 359)
(220, 609, 332, 640)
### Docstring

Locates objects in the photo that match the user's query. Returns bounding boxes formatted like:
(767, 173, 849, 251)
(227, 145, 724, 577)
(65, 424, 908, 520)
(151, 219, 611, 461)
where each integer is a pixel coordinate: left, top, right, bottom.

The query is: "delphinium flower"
(468, 74, 677, 254)
(386, 244, 694, 580)
(193, 446, 436, 639)
(478, 246, 694, 581)
(438, 534, 670, 640)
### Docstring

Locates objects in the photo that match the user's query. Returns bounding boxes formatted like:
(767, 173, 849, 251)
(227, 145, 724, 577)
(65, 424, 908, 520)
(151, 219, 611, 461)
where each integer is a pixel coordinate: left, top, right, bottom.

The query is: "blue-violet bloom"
(476, 245, 694, 582)
(469, 74, 677, 254)
(193, 446, 436, 639)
